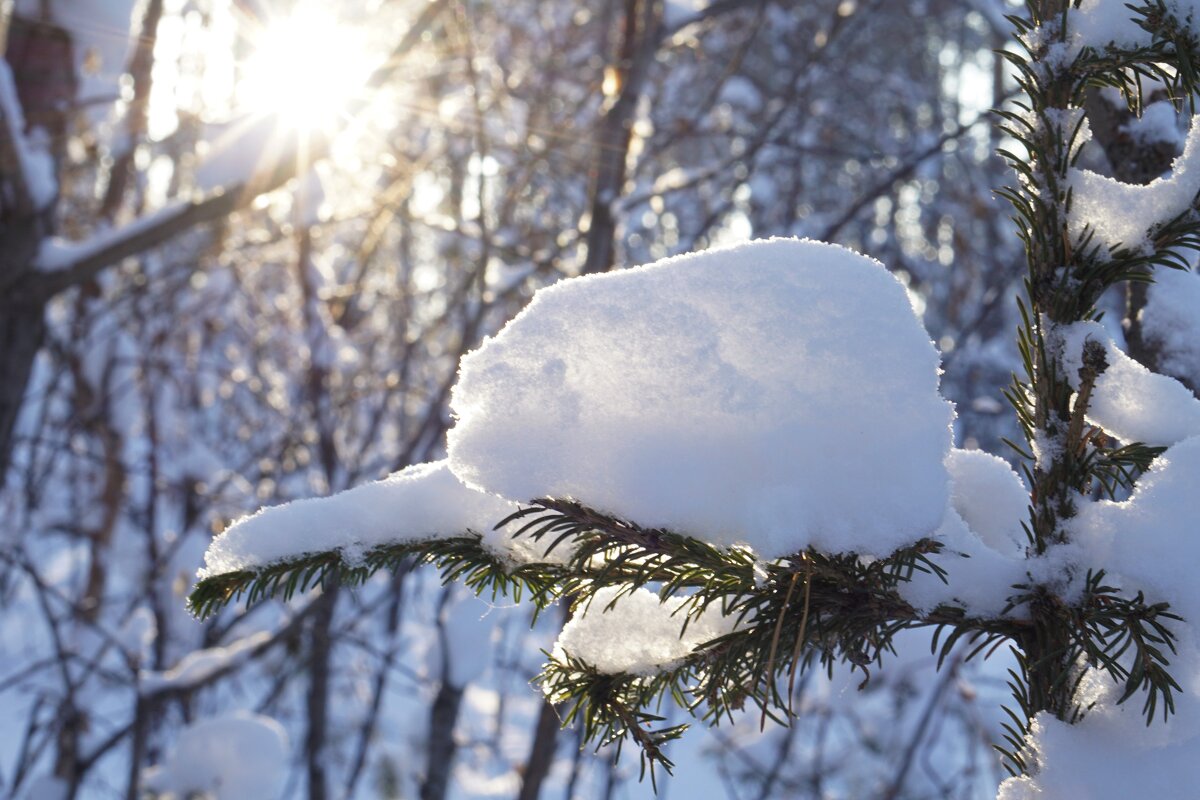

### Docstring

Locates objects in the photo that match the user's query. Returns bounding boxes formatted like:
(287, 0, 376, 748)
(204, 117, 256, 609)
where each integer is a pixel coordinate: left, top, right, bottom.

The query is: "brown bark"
(516, 699, 561, 800)
(581, 0, 661, 275)
(0, 285, 45, 487)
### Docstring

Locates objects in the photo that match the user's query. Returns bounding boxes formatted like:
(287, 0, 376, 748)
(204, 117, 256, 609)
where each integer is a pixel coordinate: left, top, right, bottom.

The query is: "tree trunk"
(305, 587, 338, 800)
(581, 0, 660, 275)
(516, 698, 561, 800)
(420, 681, 464, 800)
(0, 292, 45, 486)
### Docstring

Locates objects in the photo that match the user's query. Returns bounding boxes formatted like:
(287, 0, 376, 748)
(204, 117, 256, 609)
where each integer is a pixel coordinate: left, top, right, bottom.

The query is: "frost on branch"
(448, 237, 955, 559)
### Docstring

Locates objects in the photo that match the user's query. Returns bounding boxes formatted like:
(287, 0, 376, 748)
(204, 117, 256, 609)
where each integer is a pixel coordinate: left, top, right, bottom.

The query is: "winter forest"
(6, 0, 1200, 797)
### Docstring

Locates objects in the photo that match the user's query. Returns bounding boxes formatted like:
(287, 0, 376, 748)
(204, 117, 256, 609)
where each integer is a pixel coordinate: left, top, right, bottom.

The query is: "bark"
(0, 285, 45, 487)
(100, 0, 164, 219)
(581, 0, 661, 275)
(420, 680, 464, 800)
(516, 698, 561, 800)
(305, 588, 338, 800)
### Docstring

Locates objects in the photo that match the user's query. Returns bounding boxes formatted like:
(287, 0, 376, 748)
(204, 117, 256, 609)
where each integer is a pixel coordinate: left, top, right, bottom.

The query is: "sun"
(236, 6, 372, 132)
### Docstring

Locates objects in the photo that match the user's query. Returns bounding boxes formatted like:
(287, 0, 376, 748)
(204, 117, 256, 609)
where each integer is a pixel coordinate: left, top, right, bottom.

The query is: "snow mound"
(549, 586, 737, 678)
(898, 450, 1029, 619)
(946, 449, 1028, 557)
(1059, 322, 1200, 446)
(449, 238, 955, 559)
(1072, 434, 1200, 657)
(996, 713, 1200, 800)
(1143, 267, 1200, 389)
(1068, 1, 1200, 56)
(1068, 119, 1200, 254)
(199, 460, 517, 577)
(1002, 436, 1200, 798)
(142, 713, 288, 800)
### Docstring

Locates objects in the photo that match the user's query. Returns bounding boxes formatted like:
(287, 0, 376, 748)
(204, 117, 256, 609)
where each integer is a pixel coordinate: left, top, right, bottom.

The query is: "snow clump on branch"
(448, 237, 956, 560)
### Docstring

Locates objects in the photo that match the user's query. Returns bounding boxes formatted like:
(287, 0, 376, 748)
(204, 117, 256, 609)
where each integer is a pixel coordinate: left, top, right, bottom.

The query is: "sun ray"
(234, 3, 373, 134)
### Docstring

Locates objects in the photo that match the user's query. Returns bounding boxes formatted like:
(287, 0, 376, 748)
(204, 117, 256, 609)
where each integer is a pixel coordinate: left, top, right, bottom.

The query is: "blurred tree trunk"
(0, 12, 73, 486)
(516, 698, 561, 800)
(421, 592, 466, 800)
(582, 0, 661, 275)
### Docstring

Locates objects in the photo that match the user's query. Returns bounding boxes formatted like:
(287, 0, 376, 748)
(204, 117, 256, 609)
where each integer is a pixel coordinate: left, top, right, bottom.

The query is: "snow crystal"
(1068, 118, 1200, 254)
(449, 238, 955, 560)
(1059, 322, 1200, 446)
(142, 713, 288, 800)
(550, 586, 737, 677)
(199, 460, 517, 578)
(1142, 267, 1200, 389)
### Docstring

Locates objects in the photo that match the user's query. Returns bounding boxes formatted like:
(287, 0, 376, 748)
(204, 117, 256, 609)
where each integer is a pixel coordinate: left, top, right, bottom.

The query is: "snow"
(1126, 101, 1184, 150)
(1068, 1, 1200, 55)
(141, 713, 288, 800)
(1002, 435, 1200, 798)
(901, 507, 1028, 619)
(664, 0, 711, 28)
(45, 0, 137, 111)
(997, 713, 1200, 800)
(898, 450, 1029, 619)
(0, 61, 58, 210)
(35, 200, 188, 272)
(195, 115, 297, 192)
(449, 238, 955, 560)
(1068, 119, 1200, 254)
(548, 586, 737, 678)
(1142, 267, 1200, 389)
(1059, 321, 1200, 446)
(1071, 435, 1200, 681)
(945, 449, 1028, 557)
(119, 606, 157, 663)
(198, 460, 517, 578)
(140, 631, 270, 694)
